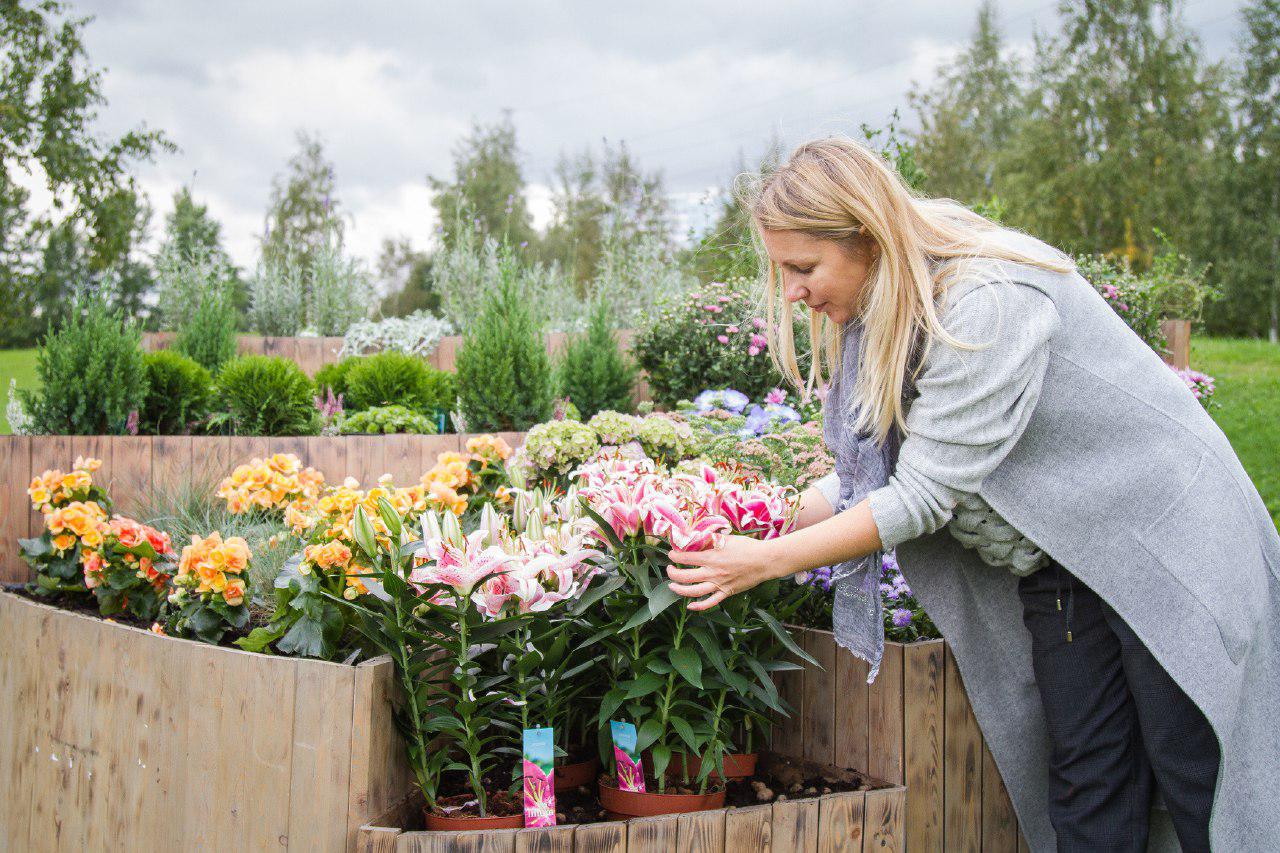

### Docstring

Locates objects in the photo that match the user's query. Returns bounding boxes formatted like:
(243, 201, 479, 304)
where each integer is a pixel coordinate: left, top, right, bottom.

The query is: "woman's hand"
(667, 536, 789, 612)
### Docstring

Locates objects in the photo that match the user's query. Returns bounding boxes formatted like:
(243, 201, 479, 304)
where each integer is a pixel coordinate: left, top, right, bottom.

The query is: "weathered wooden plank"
(225, 436, 270, 466)
(295, 337, 326, 376)
(904, 640, 945, 853)
(773, 797, 819, 853)
(404, 828, 519, 853)
(944, 646, 982, 853)
(346, 435, 388, 490)
(981, 740, 1018, 853)
(772, 628, 807, 758)
(360, 824, 402, 853)
(515, 823, 576, 853)
(419, 433, 461, 472)
(347, 657, 414, 847)
(724, 803, 772, 851)
(109, 435, 153, 517)
(833, 644, 869, 774)
(288, 660, 357, 850)
(321, 336, 347, 367)
(817, 790, 865, 853)
(434, 336, 460, 372)
(0, 594, 38, 846)
(150, 434, 193, 501)
(571, 821, 627, 852)
(802, 630, 837, 767)
(626, 814, 678, 850)
(238, 334, 266, 356)
(307, 435, 351, 487)
(270, 435, 311, 465)
(1160, 318, 1191, 370)
(676, 808, 725, 852)
(863, 788, 905, 853)
(0, 436, 32, 582)
(190, 436, 233, 494)
(866, 643, 904, 785)
(383, 434, 422, 487)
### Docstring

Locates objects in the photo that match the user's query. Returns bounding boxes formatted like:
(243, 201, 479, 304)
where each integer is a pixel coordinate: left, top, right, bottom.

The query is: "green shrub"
(455, 251, 555, 431)
(314, 356, 362, 400)
(634, 278, 792, 406)
(140, 351, 213, 434)
(556, 301, 638, 419)
(22, 294, 147, 434)
(174, 285, 238, 374)
(214, 355, 318, 436)
(340, 404, 438, 435)
(343, 352, 455, 414)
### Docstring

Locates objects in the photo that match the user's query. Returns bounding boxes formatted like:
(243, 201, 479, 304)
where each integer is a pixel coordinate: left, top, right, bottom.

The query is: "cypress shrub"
(140, 351, 213, 434)
(22, 294, 147, 434)
(455, 251, 555, 431)
(557, 300, 638, 419)
(214, 355, 318, 436)
(174, 285, 238, 374)
(343, 352, 456, 414)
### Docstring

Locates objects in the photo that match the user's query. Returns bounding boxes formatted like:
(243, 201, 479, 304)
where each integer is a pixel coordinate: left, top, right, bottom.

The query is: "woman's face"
(761, 228, 877, 326)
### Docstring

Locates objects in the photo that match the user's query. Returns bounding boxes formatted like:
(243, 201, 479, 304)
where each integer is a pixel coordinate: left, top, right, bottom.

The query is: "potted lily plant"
(337, 494, 606, 830)
(574, 457, 810, 817)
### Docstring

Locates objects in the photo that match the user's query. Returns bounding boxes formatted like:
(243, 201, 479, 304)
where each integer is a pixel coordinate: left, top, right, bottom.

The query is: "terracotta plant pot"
(421, 810, 524, 831)
(554, 756, 600, 792)
(597, 780, 726, 819)
(645, 750, 759, 781)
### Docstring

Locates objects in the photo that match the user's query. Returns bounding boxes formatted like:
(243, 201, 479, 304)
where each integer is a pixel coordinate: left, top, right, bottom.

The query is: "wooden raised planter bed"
(776, 627, 1030, 853)
(0, 433, 527, 583)
(0, 590, 412, 851)
(357, 754, 905, 852)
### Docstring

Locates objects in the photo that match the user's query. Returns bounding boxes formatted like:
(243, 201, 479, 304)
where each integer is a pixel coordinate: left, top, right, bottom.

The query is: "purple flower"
(126, 409, 139, 436)
(693, 389, 749, 415)
(891, 608, 913, 628)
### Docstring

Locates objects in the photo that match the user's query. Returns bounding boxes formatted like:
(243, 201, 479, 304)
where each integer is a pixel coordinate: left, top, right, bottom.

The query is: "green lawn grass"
(1192, 337, 1280, 528)
(0, 348, 38, 434)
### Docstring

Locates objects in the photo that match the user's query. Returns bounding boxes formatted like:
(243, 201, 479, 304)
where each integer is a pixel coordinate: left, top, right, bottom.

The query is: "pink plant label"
(609, 720, 646, 793)
(522, 727, 557, 827)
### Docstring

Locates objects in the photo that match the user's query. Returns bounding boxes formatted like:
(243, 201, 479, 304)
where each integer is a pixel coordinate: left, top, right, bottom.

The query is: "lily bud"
(478, 503, 503, 545)
(512, 492, 531, 533)
(442, 510, 465, 548)
(526, 507, 546, 541)
(421, 509, 444, 543)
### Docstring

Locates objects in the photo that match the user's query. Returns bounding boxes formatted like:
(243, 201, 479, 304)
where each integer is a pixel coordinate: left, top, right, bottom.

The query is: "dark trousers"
(1018, 563, 1220, 853)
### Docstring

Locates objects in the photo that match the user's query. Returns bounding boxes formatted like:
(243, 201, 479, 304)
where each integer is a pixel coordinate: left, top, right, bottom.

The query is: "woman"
(667, 137, 1280, 852)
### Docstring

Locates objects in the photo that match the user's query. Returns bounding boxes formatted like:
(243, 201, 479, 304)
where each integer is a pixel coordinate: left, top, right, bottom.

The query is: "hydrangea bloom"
(739, 403, 802, 437)
(692, 389, 750, 415)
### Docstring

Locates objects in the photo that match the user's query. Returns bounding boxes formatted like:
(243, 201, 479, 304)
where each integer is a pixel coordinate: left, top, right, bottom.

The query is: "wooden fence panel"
(514, 824, 575, 853)
(980, 742, 1018, 853)
(28, 435, 72, 540)
(772, 642, 805, 758)
(294, 338, 326, 376)
(771, 797, 819, 852)
(723, 804, 772, 851)
(109, 436, 153, 518)
(572, 821, 627, 852)
(151, 435, 193, 499)
(0, 436, 31, 581)
(307, 435, 350, 487)
(943, 646, 982, 853)
(833, 643, 869, 774)
(863, 788, 905, 853)
(801, 630, 837, 767)
(866, 643, 904, 785)
(816, 791, 864, 853)
(904, 640, 945, 853)
(383, 435, 423, 486)
(676, 809, 725, 853)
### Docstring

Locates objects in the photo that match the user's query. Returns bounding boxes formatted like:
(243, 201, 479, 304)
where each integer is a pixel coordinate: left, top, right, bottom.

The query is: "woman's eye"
(795, 266, 814, 275)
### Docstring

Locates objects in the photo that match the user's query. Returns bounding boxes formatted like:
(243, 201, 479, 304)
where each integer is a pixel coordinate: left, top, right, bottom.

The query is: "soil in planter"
(7, 584, 262, 643)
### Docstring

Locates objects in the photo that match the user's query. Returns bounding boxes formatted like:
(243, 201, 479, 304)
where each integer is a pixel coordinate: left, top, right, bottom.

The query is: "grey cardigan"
(816, 231, 1280, 851)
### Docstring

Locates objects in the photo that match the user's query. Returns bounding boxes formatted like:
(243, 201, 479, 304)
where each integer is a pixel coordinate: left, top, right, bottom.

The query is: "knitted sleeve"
(867, 279, 1060, 550)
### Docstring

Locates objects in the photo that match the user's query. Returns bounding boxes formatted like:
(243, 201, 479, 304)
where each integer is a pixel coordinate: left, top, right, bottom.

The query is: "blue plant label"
(522, 726, 556, 827)
(609, 720, 646, 792)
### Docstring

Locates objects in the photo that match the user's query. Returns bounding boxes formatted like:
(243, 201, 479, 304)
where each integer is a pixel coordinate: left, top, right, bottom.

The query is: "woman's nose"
(782, 276, 808, 304)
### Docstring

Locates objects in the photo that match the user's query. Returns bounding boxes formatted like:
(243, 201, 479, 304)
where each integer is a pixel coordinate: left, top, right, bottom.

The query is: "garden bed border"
(0, 589, 412, 851)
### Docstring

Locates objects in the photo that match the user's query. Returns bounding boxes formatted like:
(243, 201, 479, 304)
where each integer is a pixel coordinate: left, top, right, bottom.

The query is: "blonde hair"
(741, 136, 1074, 444)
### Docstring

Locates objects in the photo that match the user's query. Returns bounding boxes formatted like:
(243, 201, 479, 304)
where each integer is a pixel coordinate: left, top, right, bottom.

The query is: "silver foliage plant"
(592, 230, 694, 329)
(6, 379, 34, 435)
(153, 243, 237, 332)
(249, 245, 373, 336)
(339, 311, 454, 358)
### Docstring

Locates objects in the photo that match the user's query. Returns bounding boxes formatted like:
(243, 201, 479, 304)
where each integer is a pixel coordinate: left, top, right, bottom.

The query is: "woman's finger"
(668, 581, 719, 598)
(666, 565, 713, 583)
(688, 589, 729, 612)
(668, 549, 711, 567)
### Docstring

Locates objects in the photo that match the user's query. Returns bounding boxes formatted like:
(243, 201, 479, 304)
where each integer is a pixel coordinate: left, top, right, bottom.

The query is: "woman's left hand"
(667, 536, 785, 611)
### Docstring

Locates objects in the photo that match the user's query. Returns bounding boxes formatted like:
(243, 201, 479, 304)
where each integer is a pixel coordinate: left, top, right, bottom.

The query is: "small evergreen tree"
(455, 248, 555, 431)
(556, 300, 638, 418)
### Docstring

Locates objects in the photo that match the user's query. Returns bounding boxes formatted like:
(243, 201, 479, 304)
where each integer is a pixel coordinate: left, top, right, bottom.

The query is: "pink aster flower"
(717, 335, 730, 344)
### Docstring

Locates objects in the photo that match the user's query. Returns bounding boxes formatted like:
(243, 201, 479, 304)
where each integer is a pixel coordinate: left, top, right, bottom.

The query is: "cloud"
(44, 0, 1248, 270)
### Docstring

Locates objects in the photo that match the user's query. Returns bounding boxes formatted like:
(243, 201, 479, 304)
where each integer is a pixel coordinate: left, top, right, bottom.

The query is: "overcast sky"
(35, 0, 1249, 269)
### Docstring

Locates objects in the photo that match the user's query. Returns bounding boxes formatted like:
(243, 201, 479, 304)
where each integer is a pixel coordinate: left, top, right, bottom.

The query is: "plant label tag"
(609, 720, 646, 793)
(522, 727, 557, 827)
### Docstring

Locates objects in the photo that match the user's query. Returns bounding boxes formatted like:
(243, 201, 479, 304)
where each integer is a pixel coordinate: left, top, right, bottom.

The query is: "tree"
(1204, 0, 1280, 340)
(686, 138, 784, 284)
(910, 0, 1022, 203)
(261, 131, 344, 270)
(429, 113, 536, 249)
(0, 0, 173, 344)
(161, 185, 246, 318)
(996, 0, 1230, 260)
(541, 140, 671, 287)
(376, 236, 438, 316)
